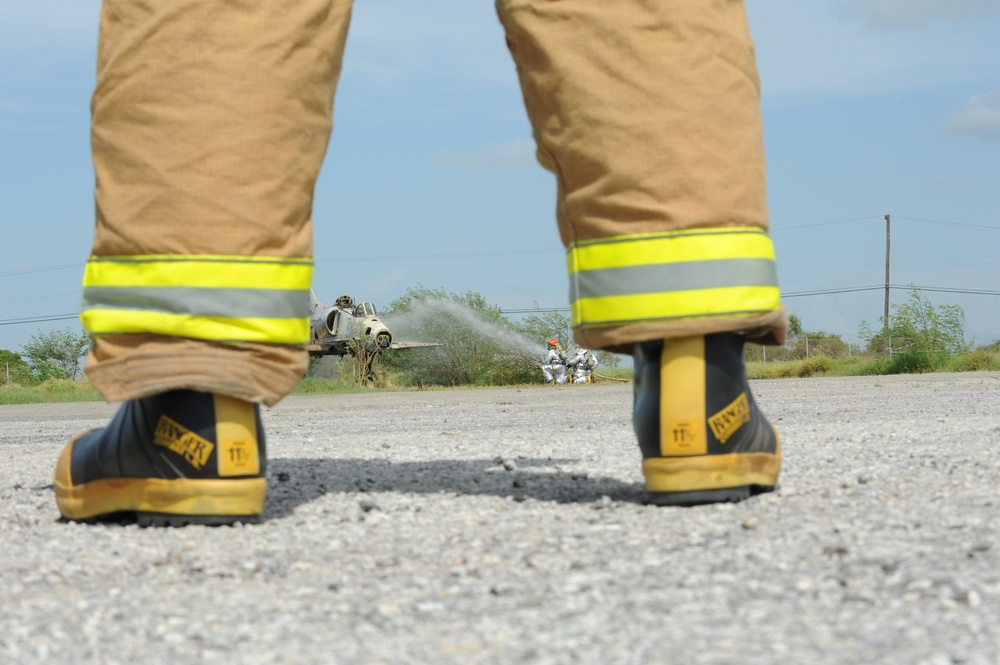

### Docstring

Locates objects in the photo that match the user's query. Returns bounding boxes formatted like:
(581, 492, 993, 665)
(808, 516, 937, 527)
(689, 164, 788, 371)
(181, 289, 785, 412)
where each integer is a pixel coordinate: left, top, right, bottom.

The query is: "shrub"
(952, 350, 1000, 373)
(883, 352, 933, 375)
(798, 356, 834, 377)
(293, 376, 370, 395)
(747, 357, 833, 380)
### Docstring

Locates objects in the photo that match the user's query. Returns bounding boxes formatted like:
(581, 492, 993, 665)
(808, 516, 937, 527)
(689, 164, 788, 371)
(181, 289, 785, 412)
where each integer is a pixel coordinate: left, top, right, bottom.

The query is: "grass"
(3, 350, 998, 404)
(0, 377, 383, 405)
(292, 376, 376, 395)
(747, 349, 1000, 380)
(0, 379, 103, 405)
(945, 350, 1000, 373)
(592, 368, 633, 383)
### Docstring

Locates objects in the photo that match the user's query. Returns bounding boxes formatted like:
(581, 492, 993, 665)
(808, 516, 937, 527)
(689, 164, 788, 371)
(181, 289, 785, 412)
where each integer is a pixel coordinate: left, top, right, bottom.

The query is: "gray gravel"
(1, 373, 999, 664)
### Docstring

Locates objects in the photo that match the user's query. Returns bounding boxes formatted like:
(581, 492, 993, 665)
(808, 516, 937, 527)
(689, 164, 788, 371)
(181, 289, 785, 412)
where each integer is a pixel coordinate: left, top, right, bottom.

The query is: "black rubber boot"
(633, 333, 780, 506)
(54, 390, 267, 526)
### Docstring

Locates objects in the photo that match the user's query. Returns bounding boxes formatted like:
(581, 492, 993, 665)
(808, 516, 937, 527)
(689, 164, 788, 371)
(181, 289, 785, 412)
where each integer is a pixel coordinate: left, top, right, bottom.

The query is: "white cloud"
(433, 138, 536, 171)
(839, 0, 1000, 28)
(0, 1, 98, 61)
(944, 89, 1000, 139)
(922, 175, 984, 195)
(749, 1, 1000, 97)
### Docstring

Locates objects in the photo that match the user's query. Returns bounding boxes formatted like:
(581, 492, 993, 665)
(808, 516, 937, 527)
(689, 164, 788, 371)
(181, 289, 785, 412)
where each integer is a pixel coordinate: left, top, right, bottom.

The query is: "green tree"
(515, 306, 573, 352)
(20, 327, 91, 381)
(787, 313, 804, 338)
(783, 314, 850, 359)
(0, 350, 35, 386)
(745, 314, 849, 362)
(789, 330, 849, 359)
(859, 285, 965, 359)
(379, 285, 539, 386)
(514, 305, 621, 369)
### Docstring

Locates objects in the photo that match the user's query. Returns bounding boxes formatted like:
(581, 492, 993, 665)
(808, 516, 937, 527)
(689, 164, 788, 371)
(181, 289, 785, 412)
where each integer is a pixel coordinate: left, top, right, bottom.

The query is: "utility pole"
(883, 214, 891, 354)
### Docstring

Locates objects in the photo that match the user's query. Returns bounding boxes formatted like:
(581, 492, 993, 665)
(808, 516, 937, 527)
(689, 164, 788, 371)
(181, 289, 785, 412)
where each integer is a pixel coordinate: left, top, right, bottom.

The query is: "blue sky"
(2, 0, 999, 355)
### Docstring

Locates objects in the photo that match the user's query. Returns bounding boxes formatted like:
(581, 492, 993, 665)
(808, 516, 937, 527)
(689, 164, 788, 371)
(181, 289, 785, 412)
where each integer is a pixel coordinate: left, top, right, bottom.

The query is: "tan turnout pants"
(85, 0, 785, 406)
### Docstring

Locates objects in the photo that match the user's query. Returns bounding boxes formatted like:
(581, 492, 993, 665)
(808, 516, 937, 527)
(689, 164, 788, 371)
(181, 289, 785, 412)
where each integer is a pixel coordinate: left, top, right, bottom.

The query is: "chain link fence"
(745, 336, 853, 363)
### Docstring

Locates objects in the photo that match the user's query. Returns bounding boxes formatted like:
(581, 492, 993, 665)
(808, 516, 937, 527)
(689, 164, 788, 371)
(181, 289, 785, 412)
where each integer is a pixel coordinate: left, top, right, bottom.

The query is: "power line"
(0, 314, 79, 327)
(783, 283, 1000, 299)
(501, 307, 571, 314)
(773, 213, 1000, 236)
(0, 249, 564, 281)
(314, 248, 561, 263)
(775, 215, 882, 231)
(783, 285, 884, 298)
(909, 285, 1000, 296)
(893, 216, 1000, 232)
(6, 282, 997, 319)
(2, 283, 996, 328)
(0, 291, 79, 305)
(4, 215, 996, 279)
(0, 263, 83, 278)
(4, 213, 997, 277)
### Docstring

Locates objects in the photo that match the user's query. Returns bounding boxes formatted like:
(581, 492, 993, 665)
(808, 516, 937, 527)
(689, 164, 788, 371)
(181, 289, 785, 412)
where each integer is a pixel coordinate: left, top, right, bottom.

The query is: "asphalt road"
(1, 373, 999, 664)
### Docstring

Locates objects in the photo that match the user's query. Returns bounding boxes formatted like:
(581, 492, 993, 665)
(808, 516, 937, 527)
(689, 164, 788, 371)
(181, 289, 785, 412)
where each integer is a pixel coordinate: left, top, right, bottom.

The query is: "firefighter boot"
(633, 333, 780, 506)
(54, 390, 267, 526)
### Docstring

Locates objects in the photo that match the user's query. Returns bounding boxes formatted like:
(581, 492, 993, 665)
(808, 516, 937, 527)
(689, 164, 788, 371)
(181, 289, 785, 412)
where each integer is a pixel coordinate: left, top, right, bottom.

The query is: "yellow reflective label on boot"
(708, 392, 752, 444)
(153, 416, 214, 471)
(660, 337, 707, 457)
(214, 395, 260, 477)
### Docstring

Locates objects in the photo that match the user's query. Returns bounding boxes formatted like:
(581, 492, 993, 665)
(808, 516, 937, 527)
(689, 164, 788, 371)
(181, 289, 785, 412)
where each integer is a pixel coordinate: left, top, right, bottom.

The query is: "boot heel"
(634, 334, 781, 506)
(642, 445, 781, 505)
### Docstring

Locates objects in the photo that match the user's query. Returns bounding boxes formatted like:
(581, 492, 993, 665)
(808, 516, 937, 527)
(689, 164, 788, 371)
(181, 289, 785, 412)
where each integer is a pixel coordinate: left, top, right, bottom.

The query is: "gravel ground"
(1, 373, 999, 664)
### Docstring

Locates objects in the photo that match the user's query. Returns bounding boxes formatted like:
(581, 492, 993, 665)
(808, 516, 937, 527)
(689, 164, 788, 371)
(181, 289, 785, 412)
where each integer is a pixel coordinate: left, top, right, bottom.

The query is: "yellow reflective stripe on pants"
(81, 309, 309, 345)
(571, 286, 781, 328)
(569, 228, 776, 271)
(568, 228, 780, 328)
(81, 255, 313, 345)
(83, 255, 313, 289)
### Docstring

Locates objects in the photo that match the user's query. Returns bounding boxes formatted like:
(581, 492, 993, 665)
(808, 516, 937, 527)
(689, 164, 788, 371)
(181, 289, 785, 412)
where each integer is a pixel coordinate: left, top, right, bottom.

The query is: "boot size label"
(219, 438, 259, 477)
(664, 420, 706, 456)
